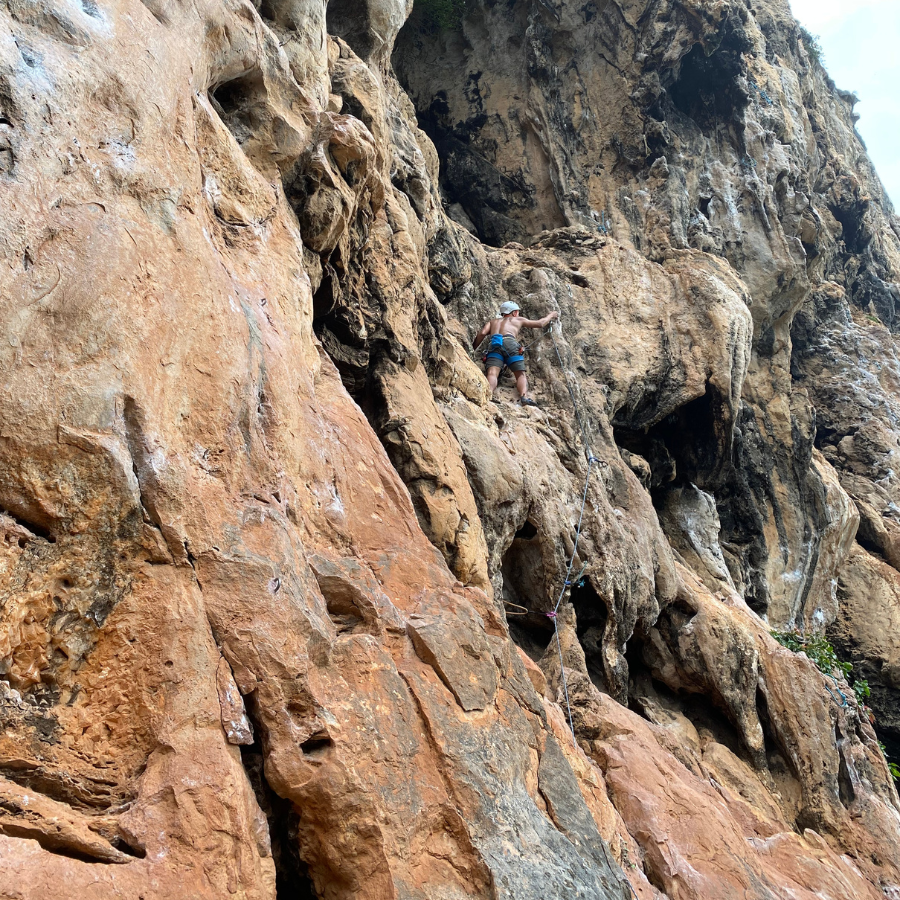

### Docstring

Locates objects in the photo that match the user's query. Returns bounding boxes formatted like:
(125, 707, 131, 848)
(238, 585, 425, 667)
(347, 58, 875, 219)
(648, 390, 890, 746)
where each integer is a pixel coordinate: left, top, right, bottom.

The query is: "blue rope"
(825, 673, 849, 708)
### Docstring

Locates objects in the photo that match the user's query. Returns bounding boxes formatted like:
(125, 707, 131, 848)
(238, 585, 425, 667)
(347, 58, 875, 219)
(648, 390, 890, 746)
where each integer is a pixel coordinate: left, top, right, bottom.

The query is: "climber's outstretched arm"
(520, 310, 559, 329)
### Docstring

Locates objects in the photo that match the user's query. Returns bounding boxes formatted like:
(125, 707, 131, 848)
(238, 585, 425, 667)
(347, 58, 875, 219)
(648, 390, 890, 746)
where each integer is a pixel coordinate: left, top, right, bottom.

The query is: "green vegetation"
(771, 630, 871, 707)
(771, 630, 850, 678)
(879, 744, 900, 783)
(416, 0, 473, 30)
(799, 26, 824, 65)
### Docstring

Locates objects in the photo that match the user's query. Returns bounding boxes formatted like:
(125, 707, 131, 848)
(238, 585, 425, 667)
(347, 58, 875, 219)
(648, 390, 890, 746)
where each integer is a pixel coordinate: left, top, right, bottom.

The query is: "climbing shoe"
(519, 397, 538, 407)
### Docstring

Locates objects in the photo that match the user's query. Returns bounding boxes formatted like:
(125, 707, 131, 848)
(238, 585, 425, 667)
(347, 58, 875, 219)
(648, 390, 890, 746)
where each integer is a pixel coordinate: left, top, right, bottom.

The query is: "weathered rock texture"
(0, 0, 898, 898)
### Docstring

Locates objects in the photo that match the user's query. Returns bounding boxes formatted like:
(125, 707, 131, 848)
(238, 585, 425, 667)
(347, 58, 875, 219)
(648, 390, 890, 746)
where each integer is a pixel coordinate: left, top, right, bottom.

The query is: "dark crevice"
(755, 686, 804, 817)
(501, 533, 554, 662)
(392, 9, 552, 247)
(507, 611, 555, 663)
(210, 68, 267, 150)
(614, 387, 730, 494)
(835, 725, 856, 807)
(257, 0, 278, 24)
(570, 578, 610, 693)
(828, 615, 900, 766)
(855, 530, 889, 565)
(326, 0, 379, 60)
(310, 560, 377, 636)
(0, 507, 56, 543)
(122, 396, 168, 537)
(666, 13, 752, 133)
(829, 201, 871, 256)
(240, 738, 319, 900)
(299, 736, 333, 757)
(514, 520, 538, 541)
(626, 626, 771, 775)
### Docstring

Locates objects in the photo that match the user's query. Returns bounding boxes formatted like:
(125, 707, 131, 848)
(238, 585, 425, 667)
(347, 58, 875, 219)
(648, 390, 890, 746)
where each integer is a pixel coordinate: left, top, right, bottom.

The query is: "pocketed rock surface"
(0, 0, 898, 898)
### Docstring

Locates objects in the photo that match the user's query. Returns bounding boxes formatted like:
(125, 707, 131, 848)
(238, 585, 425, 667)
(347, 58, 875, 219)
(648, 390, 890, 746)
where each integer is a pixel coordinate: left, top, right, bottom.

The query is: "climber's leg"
(514, 370, 529, 398)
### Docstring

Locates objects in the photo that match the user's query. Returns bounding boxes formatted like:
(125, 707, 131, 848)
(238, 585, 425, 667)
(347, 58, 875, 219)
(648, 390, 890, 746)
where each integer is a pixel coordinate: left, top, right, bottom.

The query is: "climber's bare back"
(487, 315, 543, 340)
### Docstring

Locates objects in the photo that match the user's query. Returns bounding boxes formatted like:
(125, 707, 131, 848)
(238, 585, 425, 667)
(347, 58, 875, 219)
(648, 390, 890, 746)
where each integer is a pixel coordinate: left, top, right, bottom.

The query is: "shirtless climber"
(473, 300, 559, 406)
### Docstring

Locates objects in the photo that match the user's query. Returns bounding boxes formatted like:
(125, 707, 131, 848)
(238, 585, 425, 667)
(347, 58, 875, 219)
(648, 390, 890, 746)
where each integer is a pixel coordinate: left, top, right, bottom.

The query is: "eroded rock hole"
(300, 735, 333, 757)
(569, 579, 610, 692)
(829, 200, 870, 257)
(257, 0, 281, 24)
(240, 740, 319, 900)
(614, 387, 728, 494)
(627, 633, 771, 774)
(210, 69, 268, 148)
(502, 529, 554, 662)
(667, 15, 752, 132)
(0, 506, 57, 544)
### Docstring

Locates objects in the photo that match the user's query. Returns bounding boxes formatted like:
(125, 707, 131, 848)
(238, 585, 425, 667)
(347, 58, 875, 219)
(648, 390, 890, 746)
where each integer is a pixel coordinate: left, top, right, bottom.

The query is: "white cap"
(498, 301, 521, 316)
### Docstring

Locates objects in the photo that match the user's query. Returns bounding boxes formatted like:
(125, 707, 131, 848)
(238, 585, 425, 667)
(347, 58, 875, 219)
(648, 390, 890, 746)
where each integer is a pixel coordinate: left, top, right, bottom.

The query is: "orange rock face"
(0, 0, 899, 898)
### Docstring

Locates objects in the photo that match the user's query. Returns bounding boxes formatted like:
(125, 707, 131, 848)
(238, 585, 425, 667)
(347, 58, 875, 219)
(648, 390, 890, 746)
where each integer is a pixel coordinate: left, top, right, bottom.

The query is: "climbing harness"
(483, 333, 526, 371)
(479, 329, 547, 377)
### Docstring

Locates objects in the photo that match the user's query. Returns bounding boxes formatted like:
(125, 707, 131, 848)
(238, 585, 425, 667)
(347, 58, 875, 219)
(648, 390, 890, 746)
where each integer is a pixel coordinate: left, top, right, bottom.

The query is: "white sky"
(789, 0, 900, 208)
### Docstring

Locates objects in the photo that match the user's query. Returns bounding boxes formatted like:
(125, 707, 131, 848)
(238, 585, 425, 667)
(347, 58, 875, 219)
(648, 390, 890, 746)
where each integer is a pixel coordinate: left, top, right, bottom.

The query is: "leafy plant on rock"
(771, 630, 872, 713)
(799, 26, 824, 65)
(879, 743, 900, 783)
(771, 630, 850, 678)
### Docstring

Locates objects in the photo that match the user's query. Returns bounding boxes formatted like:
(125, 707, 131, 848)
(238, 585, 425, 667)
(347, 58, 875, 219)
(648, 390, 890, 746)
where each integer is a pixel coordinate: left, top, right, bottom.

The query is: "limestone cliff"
(0, 0, 898, 898)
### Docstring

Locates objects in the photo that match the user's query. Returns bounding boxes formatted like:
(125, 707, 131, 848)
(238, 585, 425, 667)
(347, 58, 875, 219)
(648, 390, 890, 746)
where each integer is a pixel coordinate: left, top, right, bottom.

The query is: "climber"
(473, 300, 559, 406)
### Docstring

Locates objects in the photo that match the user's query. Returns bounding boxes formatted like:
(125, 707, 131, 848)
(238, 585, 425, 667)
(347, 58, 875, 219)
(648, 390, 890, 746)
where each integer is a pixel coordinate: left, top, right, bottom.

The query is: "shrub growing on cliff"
(879, 743, 900, 782)
(771, 630, 850, 678)
(771, 631, 871, 709)
(799, 26, 824, 65)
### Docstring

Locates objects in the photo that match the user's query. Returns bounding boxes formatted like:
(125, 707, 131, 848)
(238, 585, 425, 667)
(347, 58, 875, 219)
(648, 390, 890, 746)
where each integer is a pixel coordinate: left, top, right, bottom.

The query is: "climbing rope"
(542, 318, 608, 746)
(514, 317, 640, 896)
(548, 322, 598, 466)
(825, 672, 850, 709)
(502, 600, 529, 617)
(543, 454, 641, 899)
(546, 455, 596, 746)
